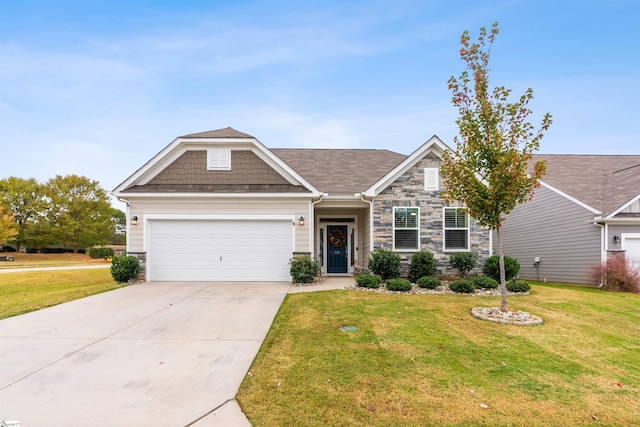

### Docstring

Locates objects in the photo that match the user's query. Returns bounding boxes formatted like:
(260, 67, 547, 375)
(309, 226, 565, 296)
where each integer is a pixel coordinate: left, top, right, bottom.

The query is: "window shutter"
(425, 168, 438, 190)
(207, 149, 231, 170)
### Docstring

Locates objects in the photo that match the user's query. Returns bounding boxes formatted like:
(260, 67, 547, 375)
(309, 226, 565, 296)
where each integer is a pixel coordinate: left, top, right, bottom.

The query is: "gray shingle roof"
(272, 149, 407, 194)
(533, 154, 640, 216)
(180, 127, 255, 139)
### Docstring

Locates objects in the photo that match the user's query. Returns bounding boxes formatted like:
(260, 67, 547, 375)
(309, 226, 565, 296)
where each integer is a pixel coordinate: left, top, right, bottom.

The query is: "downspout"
(117, 196, 131, 253)
(593, 218, 605, 287)
(360, 193, 374, 256)
(311, 193, 325, 268)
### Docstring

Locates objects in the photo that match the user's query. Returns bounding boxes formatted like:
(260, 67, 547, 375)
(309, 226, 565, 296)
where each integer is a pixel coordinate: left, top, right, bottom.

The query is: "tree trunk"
(496, 226, 508, 312)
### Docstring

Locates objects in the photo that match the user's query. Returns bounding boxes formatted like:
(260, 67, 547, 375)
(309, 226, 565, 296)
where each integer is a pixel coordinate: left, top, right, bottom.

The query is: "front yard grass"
(238, 283, 640, 426)
(0, 252, 106, 269)
(0, 268, 123, 319)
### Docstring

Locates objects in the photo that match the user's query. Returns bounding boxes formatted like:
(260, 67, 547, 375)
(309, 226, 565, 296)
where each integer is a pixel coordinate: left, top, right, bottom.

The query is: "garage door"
(624, 235, 640, 264)
(148, 219, 293, 281)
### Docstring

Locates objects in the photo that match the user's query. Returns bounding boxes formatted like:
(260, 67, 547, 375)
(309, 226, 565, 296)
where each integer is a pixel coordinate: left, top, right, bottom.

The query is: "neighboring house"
(495, 155, 640, 285)
(112, 127, 491, 282)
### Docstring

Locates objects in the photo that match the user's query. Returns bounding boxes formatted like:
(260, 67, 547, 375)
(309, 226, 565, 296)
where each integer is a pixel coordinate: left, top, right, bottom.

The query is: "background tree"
(0, 206, 18, 245)
(0, 177, 45, 251)
(42, 175, 112, 252)
(441, 22, 552, 311)
(109, 208, 126, 245)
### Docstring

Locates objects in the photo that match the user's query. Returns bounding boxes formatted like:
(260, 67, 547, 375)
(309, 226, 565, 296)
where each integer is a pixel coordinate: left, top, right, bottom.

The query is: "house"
(112, 127, 491, 282)
(495, 154, 640, 285)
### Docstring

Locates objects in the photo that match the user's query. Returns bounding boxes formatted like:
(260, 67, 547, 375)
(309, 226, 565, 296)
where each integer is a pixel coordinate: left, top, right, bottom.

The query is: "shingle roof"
(532, 154, 640, 216)
(180, 127, 255, 139)
(272, 149, 407, 194)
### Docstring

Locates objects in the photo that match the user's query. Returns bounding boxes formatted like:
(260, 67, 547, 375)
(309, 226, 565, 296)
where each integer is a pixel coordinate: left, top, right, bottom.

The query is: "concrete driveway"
(0, 281, 290, 426)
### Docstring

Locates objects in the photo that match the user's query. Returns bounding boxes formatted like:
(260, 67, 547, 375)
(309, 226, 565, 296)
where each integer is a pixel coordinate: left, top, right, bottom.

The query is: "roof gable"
(364, 135, 450, 196)
(112, 127, 319, 196)
(533, 154, 640, 217)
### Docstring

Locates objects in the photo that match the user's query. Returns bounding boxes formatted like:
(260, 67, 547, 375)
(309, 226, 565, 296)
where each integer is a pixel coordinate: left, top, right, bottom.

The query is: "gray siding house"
(495, 155, 640, 285)
(113, 127, 491, 282)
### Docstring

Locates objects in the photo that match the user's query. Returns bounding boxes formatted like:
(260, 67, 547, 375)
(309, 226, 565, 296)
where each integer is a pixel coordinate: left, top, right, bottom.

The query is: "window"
(443, 207, 469, 251)
(207, 148, 231, 170)
(424, 168, 439, 190)
(393, 207, 419, 250)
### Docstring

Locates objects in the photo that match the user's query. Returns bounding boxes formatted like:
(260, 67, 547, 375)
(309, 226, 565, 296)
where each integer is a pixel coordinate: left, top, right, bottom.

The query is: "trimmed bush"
(471, 275, 499, 289)
(110, 255, 140, 283)
(386, 278, 412, 292)
(290, 256, 319, 284)
(449, 252, 477, 277)
(506, 280, 531, 293)
(368, 249, 401, 282)
(89, 247, 115, 259)
(355, 274, 382, 289)
(1, 245, 16, 252)
(41, 247, 67, 254)
(449, 279, 475, 293)
(407, 251, 436, 283)
(482, 255, 520, 282)
(25, 247, 38, 254)
(417, 276, 441, 289)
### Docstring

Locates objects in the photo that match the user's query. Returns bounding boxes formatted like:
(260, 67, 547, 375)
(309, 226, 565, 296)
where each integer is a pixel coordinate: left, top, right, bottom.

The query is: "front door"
(327, 225, 348, 273)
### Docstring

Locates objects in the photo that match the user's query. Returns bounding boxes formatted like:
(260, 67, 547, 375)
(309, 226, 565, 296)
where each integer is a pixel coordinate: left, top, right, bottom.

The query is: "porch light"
(298, 216, 305, 226)
(131, 215, 139, 226)
(613, 235, 621, 243)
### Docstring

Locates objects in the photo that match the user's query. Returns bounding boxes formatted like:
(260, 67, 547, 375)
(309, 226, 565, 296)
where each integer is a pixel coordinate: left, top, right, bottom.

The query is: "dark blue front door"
(327, 225, 348, 273)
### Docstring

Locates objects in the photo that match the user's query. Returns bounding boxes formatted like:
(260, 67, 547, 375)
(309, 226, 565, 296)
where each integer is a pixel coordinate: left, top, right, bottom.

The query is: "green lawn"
(238, 283, 640, 426)
(0, 268, 123, 319)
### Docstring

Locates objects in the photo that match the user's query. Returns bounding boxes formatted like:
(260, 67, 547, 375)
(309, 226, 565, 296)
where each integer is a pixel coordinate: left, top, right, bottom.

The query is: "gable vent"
(207, 148, 231, 170)
(424, 167, 439, 190)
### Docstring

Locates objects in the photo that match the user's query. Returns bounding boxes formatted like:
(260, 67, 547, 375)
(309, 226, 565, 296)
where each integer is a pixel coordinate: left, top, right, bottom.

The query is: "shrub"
(41, 247, 67, 254)
(110, 256, 140, 283)
(590, 256, 640, 293)
(1, 245, 16, 252)
(449, 252, 477, 277)
(25, 247, 38, 254)
(386, 278, 412, 292)
(356, 274, 382, 289)
(506, 280, 531, 293)
(368, 249, 401, 281)
(89, 247, 115, 259)
(289, 256, 319, 284)
(482, 255, 520, 282)
(449, 279, 475, 293)
(407, 251, 436, 283)
(471, 275, 499, 289)
(416, 276, 441, 289)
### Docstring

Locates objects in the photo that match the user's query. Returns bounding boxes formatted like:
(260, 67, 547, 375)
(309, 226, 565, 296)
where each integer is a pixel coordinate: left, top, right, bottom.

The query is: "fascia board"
(111, 192, 314, 200)
(606, 193, 640, 219)
(539, 181, 601, 214)
(364, 135, 449, 197)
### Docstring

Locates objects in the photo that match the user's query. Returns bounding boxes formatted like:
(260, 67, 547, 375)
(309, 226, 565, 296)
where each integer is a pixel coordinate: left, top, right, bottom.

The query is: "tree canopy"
(441, 22, 552, 311)
(0, 177, 44, 251)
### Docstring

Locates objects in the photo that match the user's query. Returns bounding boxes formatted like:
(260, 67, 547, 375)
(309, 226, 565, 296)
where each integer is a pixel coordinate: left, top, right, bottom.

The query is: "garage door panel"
(148, 220, 293, 282)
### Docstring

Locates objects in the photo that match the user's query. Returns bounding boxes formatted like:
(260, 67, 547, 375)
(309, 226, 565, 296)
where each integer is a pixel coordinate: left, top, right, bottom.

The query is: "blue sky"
(1, 0, 638, 201)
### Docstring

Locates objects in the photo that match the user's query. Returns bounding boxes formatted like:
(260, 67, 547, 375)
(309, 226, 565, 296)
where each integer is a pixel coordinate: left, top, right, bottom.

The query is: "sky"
(1, 0, 638, 207)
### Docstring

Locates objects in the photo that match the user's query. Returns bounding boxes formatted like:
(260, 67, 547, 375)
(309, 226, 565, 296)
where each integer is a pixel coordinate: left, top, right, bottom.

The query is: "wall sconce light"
(613, 235, 621, 243)
(131, 215, 139, 226)
(298, 216, 305, 226)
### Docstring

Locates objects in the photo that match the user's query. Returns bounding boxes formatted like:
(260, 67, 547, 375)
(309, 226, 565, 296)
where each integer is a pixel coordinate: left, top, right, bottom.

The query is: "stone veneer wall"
(372, 152, 491, 276)
(127, 251, 147, 282)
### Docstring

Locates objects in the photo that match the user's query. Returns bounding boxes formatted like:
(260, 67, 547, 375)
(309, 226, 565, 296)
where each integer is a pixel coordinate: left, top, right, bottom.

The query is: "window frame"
(393, 207, 420, 251)
(443, 207, 470, 252)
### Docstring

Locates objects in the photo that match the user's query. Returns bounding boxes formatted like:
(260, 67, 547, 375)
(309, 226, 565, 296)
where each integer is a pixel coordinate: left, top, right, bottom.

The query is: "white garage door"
(148, 219, 293, 281)
(624, 236, 640, 264)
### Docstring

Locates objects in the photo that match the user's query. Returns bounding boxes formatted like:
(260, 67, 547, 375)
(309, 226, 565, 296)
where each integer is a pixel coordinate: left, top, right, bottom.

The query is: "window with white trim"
(424, 168, 439, 190)
(443, 207, 469, 251)
(207, 148, 231, 170)
(393, 207, 419, 250)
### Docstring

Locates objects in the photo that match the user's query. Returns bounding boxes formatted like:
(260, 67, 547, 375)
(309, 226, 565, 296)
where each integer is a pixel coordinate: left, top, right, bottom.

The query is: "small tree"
(441, 22, 552, 311)
(0, 206, 18, 245)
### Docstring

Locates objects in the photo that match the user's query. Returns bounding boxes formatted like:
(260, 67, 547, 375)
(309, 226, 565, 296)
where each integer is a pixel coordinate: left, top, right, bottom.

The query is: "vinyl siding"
(127, 197, 310, 253)
(496, 185, 601, 284)
(608, 224, 640, 251)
